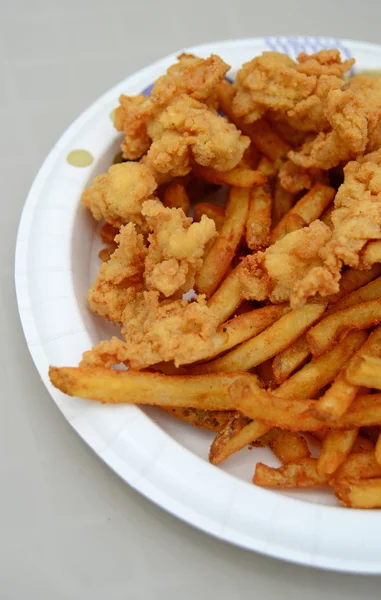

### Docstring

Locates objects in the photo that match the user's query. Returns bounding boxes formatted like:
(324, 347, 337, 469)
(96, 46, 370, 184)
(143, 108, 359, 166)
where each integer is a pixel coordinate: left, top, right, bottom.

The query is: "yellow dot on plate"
(109, 109, 116, 123)
(66, 149, 94, 167)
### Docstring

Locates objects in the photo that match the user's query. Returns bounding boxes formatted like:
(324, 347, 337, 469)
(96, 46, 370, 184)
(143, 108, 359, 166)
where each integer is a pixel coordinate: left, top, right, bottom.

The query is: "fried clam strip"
(270, 184, 335, 243)
(49, 367, 253, 409)
(159, 407, 236, 432)
(316, 429, 358, 476)
(307, 298, 381, 357)
(273, 267, 381, 384)
(254, 458, 329, 489)
(246, 186, 272, 250)
(216, 80, 291, 161)
(189, 303, 326, 374)
(196, 187, 250, 298)
(314, 326, 381, 419)
(208, 332, 357, 464)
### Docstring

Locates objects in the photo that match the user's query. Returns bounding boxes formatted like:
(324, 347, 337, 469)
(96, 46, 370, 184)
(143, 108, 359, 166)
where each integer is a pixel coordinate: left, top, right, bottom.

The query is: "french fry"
(49, 366, 253, 409)
(332, 478, 381, 508)
(325, 264, 381, 304)
(207, 304, 289, 361)
(193, 202, 225, 231)
(307, 298, 381, 357)
(326, 274, 381, 316)
(333, 451, 381, 481)
(162, 182, 191, 214)
(272, 180, 294, 228)
(312, 372, 359, 421)
(272, 334, 310, 384)
(345, 325, 381, 388)
(317, 429, 358, 475)
(192, 165, 266, 188)
(375, 432, 381, 468)
(257, 155, 279, 178)
(195, 187, 249, 297)
(209, 416, 270, 465)
(254, 458, 328, 488)
(268, 431, 310, 464)
(256, 358, 274, 387)
(190, 303, 326, 374)
(241, 144, 260, 170)
(100, 223, 119, 245)
(274, 330, 367, 400)
(207, 266, 243, 325)
(270, 184, 335, 243)
(245, 186, 272, 250)
(160, 407, 237, 432)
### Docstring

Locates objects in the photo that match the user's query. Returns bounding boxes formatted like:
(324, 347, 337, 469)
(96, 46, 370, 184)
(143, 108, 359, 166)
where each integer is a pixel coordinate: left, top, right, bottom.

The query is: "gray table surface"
(2, 0, 381, 597)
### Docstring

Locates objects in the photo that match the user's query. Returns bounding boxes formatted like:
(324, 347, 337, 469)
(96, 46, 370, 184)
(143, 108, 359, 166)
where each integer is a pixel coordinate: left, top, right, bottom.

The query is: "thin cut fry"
(317, 429, 358, 475)
(49, 366, 252, 409)
(312, 372, 359, 421)
(196, 187, 249, 297)
(254, 458, 328, 488)
(272, 334, 310, 384)
(345, 325, 381, 388)
(246, 186, 272, 250)
(375, 432, 381, 467)
(325, 264, 381, 304)
(207, 266, 242, 325)
(325, 274, 381, 316)
(209, 416, 270, 465)
(268, 431, 310, 464)
(162, 182, 191, 214)
(190, 303, 326, 374)
(193, 202, 225, 231)
(160, 407, 236, 432)
(333, 451, 381, 481)
(272, 180, 294, 228)
(270, 184, 335, 243)
(332, 478, 381, 508)
(307, 298, 381, 357)
(192, 165, 266, 188)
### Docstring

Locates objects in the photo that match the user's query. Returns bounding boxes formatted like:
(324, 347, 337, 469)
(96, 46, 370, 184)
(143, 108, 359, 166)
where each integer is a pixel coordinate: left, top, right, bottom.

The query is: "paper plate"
(15, 37, 381, 573)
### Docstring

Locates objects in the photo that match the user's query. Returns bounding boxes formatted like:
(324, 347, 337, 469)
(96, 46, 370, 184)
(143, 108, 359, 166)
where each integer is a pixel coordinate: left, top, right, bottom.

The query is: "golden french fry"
(100, 223, 119, 245)
(209, 416, 270, 465)
(317, 429, 358, 475)
(272, 180, 294, 228)
(193, 202, 225, 231)
(208, 304, 289, 361)
(190, 303, 326, 374)
(325, 264, 381, 304)
(320, 204, 334, 228)
(307, 298, 381, 357)
(207, 266, 243, 326)
(332, 477, 381, 508)
(270, 184, 335, 243)
(268, 431, 310, 464)
(375, 432, 381, 467)
(160, 407, 236, 432)
(345, 325, 381, 389)
(196, 187, 250, 298)
(49, 366, 253, 409)
(162, 182, 191, 214)
(333, 451, 381, 481)
(192, 165, 266, 188)
(312, 372, 359, 421)
(253, 458, 328, 488)
(272, 334, 310, 384)
(274, 331, 367, 400)
(245, 186, 272, 250)
(257, 155, 279, 178)
(326, 274, 381, 316)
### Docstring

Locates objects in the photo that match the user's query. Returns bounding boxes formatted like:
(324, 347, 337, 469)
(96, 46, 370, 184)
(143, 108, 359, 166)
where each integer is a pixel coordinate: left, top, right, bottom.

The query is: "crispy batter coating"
(144, 95, 250, 179)
(120, 290, 219, 369)
(80, 337, 130, 368)
(233, 50, 353, 131)
(81, 162, 157, 227)
(142, 199, 217, 297)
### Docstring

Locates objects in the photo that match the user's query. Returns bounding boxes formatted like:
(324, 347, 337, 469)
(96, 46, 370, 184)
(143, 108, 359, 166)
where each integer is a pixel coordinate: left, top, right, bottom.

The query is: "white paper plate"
(15, 37, 381, 573)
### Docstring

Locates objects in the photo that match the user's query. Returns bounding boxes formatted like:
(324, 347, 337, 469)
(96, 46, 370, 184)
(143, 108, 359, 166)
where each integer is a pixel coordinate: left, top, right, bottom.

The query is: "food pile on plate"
(50, 49, 381, 508)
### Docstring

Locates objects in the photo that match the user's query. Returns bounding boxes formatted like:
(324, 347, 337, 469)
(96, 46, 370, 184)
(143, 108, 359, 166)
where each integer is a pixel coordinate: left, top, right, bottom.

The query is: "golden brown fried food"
(143, 95, 250, 180)
(120, 290, 219, 369)
(142, 199, 217, 297)
(81, 162, 157, 228)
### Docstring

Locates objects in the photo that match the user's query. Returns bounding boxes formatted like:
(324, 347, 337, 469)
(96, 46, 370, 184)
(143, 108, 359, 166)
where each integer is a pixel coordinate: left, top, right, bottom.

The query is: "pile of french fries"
(49, 80, 381, 509)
